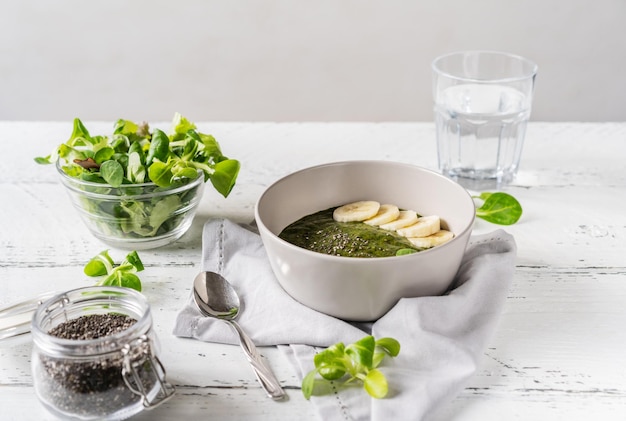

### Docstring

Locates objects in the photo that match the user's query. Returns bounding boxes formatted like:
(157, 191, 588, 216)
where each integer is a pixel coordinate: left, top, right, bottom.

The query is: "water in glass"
(435, 83, 529, 188)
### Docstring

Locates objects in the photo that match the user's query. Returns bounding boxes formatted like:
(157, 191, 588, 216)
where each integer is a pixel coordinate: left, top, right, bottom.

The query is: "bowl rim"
(55, 160, 204, 199)
(254, 160, 476, 261)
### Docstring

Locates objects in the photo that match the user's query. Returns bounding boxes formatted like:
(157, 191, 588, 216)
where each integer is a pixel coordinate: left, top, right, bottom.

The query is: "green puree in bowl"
(278, 207, 422, 258)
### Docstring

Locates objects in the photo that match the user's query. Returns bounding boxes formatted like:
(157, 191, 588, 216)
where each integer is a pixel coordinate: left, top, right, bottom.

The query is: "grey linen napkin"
(173, 218, 517, 421)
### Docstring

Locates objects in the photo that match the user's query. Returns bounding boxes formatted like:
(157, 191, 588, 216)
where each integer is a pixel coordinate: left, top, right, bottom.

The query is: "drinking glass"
(432, 51, 537, 189)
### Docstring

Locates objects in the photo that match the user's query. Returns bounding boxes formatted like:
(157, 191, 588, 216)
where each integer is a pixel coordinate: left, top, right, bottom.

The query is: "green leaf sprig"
(36, 112, 240, 198)
(473, 192, 523, 225)
(84, 250, 145, 291)
(302, 335, 400, 400)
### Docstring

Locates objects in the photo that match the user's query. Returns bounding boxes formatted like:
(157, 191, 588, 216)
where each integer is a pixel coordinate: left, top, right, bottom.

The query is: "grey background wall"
(1, 0, 624, 122)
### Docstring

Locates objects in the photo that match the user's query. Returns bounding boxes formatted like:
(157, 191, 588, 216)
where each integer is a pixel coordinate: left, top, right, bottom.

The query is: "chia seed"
(37, 313, 158, 419)
(48, 313, 136, 341)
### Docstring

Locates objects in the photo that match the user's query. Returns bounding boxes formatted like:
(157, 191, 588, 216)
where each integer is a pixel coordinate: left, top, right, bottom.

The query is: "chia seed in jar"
(31, 287, 175, 421)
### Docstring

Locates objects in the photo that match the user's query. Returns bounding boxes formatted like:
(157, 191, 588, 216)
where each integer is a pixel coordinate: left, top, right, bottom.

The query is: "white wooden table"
(1, 121, 625, 420)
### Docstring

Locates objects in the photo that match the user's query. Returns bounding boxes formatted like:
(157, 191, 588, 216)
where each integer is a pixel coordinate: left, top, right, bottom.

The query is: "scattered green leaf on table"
(474, 192, 523, 225)
(84, 250, 145, 291)
(83, 250, 114, 277)
(302, 335, 400, 400)
(363, 368, 388, 399)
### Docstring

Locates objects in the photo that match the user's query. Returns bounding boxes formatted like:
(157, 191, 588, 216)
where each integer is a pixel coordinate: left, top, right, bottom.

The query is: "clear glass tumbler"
(432, 51, 537, 189)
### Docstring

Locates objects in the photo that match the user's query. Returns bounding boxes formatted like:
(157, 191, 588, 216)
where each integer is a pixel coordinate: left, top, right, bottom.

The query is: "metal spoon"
(192, 271, 286, 400)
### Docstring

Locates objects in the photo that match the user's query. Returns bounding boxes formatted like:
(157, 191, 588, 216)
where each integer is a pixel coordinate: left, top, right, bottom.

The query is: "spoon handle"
(229, 320, 286, 400)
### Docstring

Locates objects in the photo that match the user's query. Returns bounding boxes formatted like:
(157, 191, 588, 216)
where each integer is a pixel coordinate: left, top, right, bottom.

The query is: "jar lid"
(0, 291, 59, 341)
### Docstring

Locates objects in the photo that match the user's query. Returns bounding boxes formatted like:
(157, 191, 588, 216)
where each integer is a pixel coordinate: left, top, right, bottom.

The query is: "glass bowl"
(57, 162, 205, 250)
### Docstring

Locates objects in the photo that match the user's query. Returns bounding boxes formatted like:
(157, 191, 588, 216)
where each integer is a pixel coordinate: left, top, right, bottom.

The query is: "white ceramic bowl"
(255, 160, 476, 321)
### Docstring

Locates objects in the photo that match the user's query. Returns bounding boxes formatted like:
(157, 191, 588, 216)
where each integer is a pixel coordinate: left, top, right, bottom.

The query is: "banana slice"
(379, 210, 418, 230)
(407, 230, 454, 248)
(333, 201, 380, 222)
(363, 204, 400, 226)
(397, 215, 441, 238)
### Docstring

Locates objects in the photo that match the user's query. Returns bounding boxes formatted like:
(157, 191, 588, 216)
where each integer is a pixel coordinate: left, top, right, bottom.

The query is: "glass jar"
(31, 286, 175, 420)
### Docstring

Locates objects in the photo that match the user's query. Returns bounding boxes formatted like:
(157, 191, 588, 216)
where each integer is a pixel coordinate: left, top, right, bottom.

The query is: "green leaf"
(363, 369, 388, 399)
(148, 160, 174, 187)
(303, 335, 400, 400)
(197, 132, 223, 157)
(146, 128, 170, 165)
(301, 370, 317, 400)
(346, 335, 375, 368)
(119, 272, 142, 291)
(372, 351, 385, 368)
(119, 201, 151, 235)
(171, 112, 197, 139)
(94, 146, 115, 164)
(83, 250, 114, 276)
(58, 142, 88, 161)
(78, 169, 101, 181)
(314, 342, 346, 361)
(85, 250, 144, 291)
(34, 155, 53, 165)
(68, 118, 92, 144)
(474, 192, 523, 225)
(171, 159, 201, 180)
(176, 166, 201, 180)
(113, 119, 139, 135)
(314, 343, 347, 380)
(148, 195, 181, 234)
(110, 135, 130, 153)
(114, 120, 150, 148)
(100, 160, 124, 187)
(375, 337, 401, 358)
(181, 137, 199, 160)
(122, 250, 144, 272)
(127, 151, 146, 184)
(210, 159, 240, 198)
(317, 360, 349, 381)
(128, 140, 146, 162)
(98, 271, 121, 287)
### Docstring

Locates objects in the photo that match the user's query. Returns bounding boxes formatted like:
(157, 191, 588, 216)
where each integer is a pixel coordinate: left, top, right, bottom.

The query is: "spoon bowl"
(193, 272, 241, 319)
(192, 271, 286, 400)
